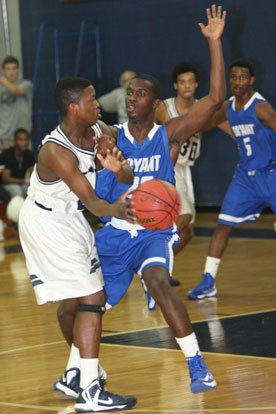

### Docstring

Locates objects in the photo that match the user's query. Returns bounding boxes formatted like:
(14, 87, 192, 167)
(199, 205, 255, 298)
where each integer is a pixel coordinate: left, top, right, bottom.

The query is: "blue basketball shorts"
(95, 223, 180, 308)
(218, 165, 276, 226)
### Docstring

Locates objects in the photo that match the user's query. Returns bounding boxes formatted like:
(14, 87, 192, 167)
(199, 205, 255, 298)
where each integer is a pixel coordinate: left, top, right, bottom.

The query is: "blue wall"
(19, 0, 276, 205)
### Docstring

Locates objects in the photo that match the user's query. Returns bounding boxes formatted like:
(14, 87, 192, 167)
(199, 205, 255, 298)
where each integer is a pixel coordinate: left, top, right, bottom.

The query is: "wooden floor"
(0, 212, 276, 414)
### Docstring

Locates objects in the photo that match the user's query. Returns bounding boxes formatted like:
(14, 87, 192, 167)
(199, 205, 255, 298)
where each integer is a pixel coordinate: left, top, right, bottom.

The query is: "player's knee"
(176, 213, 192, 232)
(57, 299, 79, 321)
(145, 272, 170, 298)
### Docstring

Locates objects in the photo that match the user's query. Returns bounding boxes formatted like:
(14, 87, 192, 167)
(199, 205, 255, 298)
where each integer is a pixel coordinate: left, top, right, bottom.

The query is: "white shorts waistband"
(110, 217, 144, 232)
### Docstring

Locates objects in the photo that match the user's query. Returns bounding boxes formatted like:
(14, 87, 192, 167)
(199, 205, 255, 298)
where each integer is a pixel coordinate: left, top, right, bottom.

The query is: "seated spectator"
(0, 56, 33, 150)
(98, 69, 136, 123)
(0, 128, 35, 199)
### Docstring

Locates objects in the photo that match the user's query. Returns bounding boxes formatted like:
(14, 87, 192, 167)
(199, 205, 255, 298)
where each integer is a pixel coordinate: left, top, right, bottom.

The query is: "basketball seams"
(131, 179, 181, 230)
(133, 188, 179, 214)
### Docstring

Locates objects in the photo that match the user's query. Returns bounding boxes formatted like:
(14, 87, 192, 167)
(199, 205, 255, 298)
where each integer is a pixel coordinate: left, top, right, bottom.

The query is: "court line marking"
(1, 338, 276, 362)
(99, 342, 276, 361)
(0, 401, 276, 413)
(101, 307, 276, 337)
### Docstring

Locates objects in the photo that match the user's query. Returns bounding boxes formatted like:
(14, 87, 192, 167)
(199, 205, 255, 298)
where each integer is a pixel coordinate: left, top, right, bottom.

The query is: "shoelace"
(187, 353, 205, 375)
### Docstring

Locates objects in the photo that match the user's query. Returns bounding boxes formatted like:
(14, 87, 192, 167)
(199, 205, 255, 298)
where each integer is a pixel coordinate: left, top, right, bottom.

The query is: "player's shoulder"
(155, 100, 170, 124)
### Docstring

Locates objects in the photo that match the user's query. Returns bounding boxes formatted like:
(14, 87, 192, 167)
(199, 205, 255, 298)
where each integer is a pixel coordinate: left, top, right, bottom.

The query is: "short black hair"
(131, 74, 161, 99)
(2, 56, 19, 69)
(14, 128, 29, 139)
(229, 59, 255, 77)
(171, 62, 199, 83)
(54, 77, 92, 116)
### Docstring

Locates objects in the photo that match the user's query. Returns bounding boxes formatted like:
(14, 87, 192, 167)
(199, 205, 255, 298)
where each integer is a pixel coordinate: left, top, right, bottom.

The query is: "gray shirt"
(98, 87, 127, 123)
(0, 79, 33, 139)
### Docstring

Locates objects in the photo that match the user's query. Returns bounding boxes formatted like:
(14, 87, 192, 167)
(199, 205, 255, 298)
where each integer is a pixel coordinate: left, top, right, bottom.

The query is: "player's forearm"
(207, 38, 226, 107)
(84, 198, 116, 217)
(0, 76, 25, 96)
(114, 163, 133, 184)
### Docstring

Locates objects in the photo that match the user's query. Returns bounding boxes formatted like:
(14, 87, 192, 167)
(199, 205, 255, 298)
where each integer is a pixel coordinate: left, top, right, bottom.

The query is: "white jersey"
(164, 97, 201, 167)
(27, 123, 102, 214)
(19, 122, 104, 305)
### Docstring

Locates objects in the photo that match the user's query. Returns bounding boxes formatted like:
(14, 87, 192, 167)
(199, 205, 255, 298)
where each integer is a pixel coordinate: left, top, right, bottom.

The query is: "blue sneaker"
(188, 352, 217, 393)
(187, 273, 217, 300)
(53, 367, 81, 398)
(75, 379, 137, 412)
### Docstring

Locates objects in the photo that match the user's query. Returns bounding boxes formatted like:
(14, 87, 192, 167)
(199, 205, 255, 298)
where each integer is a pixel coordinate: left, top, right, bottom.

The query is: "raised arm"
(166, 5, 226, 164)
(202, 100, 229, 131)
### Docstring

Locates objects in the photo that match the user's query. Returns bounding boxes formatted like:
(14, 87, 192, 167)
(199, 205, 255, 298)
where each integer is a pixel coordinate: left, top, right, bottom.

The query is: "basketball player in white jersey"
(155, 63, 232, 287)
(19, 77, 137, 412)
(155, 62, 201, 286)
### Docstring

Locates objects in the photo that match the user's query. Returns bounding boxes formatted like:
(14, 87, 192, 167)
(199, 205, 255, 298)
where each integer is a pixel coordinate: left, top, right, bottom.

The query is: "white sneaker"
(75, 379, 137, 412)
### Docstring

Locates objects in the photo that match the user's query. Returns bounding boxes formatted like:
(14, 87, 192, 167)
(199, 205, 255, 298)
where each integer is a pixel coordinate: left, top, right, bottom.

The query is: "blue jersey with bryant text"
(96, 122, 175, 210)
(228, 92, 276, 170)
(95, 121, 180, 310)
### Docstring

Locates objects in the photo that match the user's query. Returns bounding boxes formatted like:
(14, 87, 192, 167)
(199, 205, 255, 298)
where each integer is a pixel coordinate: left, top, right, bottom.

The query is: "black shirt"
(0, 146, 35, 179)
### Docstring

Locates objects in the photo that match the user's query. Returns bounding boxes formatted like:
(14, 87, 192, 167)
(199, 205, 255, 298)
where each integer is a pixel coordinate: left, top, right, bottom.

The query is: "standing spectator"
(98, 70, 136, 123)
(0, 56, 33, 150)
(0, 128, 35, 198)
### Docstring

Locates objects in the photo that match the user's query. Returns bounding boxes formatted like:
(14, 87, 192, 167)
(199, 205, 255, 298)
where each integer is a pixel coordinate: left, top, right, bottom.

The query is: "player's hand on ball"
(198, 4, 226, 40)
(113, 189, 137, 224)
(97, 146, 127, 173)
(94, 134, 116, 156)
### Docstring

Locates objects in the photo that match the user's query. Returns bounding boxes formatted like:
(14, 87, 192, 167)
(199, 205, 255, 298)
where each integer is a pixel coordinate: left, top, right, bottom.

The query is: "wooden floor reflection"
(0, 213, 275, 414)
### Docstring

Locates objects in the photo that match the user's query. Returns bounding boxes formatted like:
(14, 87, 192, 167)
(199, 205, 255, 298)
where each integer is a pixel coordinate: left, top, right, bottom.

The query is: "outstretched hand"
(97, 146, 127, 173)
(198, 4, 226, 41)
(93, 134, 116, 156)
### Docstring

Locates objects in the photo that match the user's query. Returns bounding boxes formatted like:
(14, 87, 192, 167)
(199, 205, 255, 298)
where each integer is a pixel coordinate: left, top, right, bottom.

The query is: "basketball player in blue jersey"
(188, 58, 276, 300)
(19, 77, 138, 412)
(93, 5, 226, 395)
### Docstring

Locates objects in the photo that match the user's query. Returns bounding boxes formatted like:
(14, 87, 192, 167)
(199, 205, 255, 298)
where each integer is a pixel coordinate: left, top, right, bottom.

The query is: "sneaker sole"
(188, 287, 217, 300)
(191, 381, 217, 394)
(53, 381, 79, 398)
(75, 398, 137, 412)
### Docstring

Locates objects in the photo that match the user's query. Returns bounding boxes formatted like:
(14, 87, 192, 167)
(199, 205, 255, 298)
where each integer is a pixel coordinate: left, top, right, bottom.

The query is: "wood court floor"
(0, 212, 276, 414)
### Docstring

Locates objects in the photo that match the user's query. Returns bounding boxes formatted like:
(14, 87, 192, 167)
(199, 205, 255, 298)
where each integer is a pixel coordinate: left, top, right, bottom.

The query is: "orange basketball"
(131, 179, 181, 230)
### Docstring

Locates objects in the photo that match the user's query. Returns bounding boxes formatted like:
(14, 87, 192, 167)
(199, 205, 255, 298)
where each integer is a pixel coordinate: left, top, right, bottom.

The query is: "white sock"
(175, 332, 200, 358)
(66, 343, 80, 370)
(80, 358, 99, 390)
(204, 256, 221, 279)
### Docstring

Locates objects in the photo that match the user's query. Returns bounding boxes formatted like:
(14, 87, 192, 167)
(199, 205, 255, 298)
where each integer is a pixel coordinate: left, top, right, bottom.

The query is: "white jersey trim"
(230, 92, 265, 112)
(117, 122, 161, 144)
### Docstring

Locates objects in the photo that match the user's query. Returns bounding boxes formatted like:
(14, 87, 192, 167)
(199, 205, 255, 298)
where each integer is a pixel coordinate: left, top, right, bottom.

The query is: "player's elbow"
(210, 85, 226, 108)
(209, 93, 225, 112)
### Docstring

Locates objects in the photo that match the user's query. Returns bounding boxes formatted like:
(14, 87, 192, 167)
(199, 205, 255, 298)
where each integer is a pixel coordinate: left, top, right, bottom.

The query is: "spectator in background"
(98, 70, 136, 123)
(0, 128, 35, 198)
(0, 56, 33, 150)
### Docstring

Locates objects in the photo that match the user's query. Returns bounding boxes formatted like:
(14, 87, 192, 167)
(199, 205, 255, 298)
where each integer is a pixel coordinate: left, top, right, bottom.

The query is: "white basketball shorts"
(19, 198, 104, 305)
(174, 164, 195, 222)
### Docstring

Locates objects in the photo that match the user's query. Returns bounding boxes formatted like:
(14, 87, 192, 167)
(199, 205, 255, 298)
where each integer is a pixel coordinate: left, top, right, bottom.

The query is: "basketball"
(131, 179, 181, 230)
